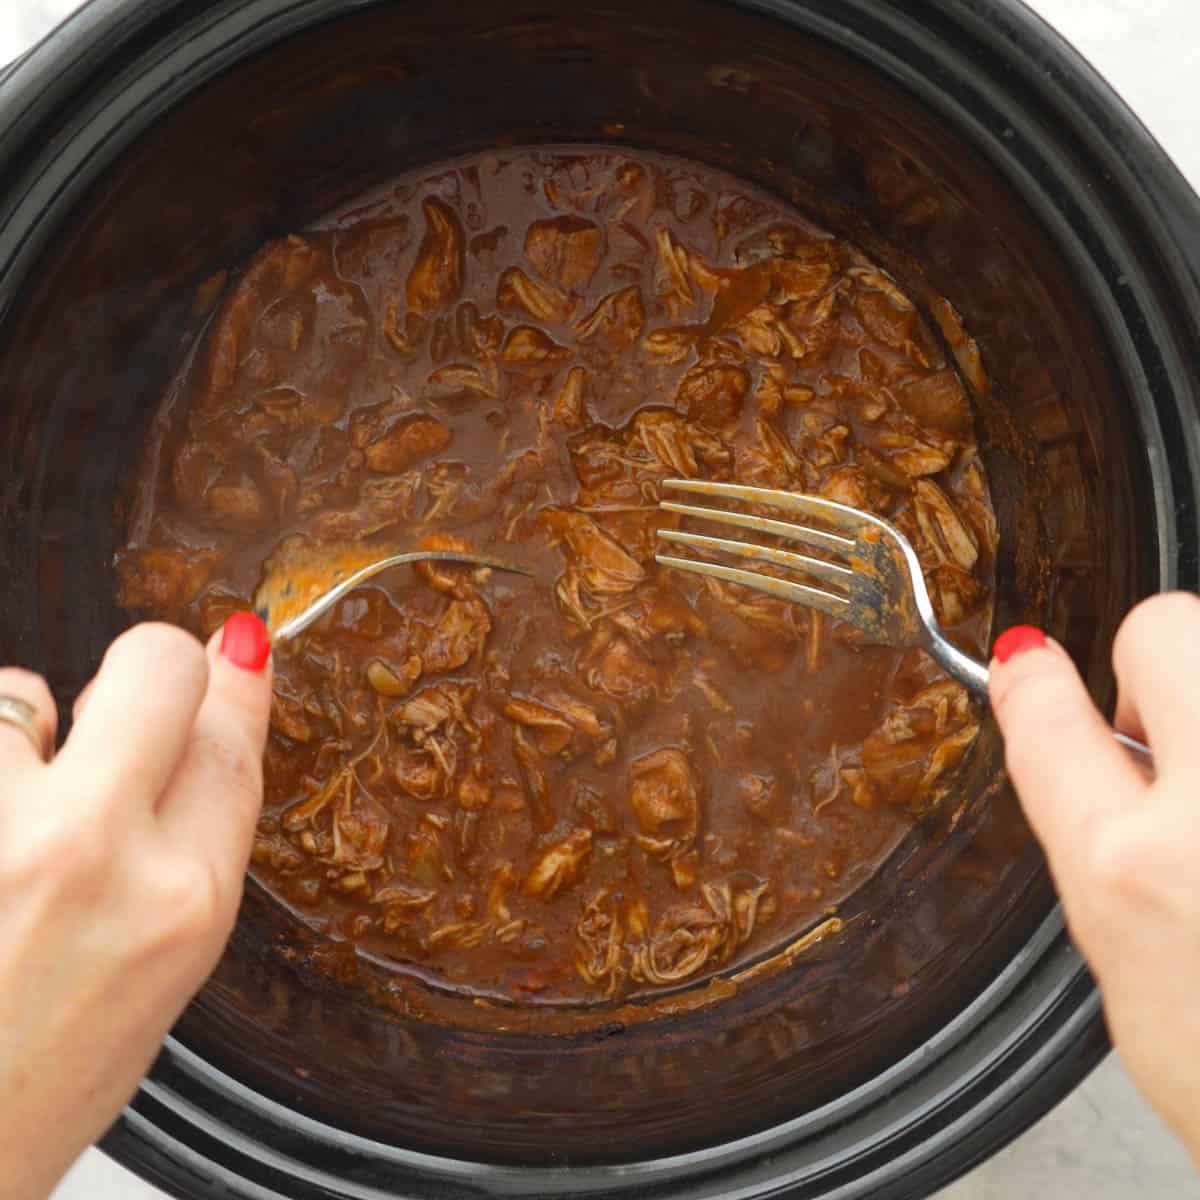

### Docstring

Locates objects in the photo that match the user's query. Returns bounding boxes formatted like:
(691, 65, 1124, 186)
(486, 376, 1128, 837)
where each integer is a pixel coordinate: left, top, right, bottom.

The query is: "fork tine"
(662, 478, 877, 537)
(657, 528, 853, 590)
(659, 501, 855, 555)
(655, 554, 851, 621)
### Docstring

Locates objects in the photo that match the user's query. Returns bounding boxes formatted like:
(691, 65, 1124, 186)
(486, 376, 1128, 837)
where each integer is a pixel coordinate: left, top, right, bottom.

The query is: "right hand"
(989, 593, 1200, 1163)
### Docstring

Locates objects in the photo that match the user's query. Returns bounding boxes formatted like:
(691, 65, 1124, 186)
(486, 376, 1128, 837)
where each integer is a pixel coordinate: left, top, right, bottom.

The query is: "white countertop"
(2, 0, 1195, 1197)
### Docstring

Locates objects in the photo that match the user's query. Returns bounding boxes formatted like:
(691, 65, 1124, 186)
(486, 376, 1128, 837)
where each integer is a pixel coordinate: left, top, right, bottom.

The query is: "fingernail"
(220, 612, 271, 672)
(993, 624, 1047, 664)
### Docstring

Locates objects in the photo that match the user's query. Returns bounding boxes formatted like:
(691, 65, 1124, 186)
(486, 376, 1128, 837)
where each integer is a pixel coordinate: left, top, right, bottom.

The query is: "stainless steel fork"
(655, 478, 1153, 770)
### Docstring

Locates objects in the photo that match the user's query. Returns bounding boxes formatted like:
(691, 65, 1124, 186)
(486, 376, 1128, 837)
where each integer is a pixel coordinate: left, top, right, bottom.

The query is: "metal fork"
(260, 550, 531, 642)
(655, 478, 1153, 770)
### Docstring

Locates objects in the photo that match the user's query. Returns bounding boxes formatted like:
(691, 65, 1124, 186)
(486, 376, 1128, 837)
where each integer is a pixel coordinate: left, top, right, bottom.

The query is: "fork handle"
(929, 635, 1156, 773)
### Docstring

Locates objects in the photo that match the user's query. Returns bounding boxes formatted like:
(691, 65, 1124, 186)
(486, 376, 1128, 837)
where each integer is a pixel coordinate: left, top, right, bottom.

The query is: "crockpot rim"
(0, 0, 1195, 1196)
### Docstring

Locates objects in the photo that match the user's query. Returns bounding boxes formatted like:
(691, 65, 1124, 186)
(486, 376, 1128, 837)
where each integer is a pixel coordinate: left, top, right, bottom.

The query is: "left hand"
(0, 617, 272, 1200)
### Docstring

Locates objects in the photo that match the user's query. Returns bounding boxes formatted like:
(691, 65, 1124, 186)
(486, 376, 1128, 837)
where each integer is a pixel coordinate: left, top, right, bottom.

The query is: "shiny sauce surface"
(118, 147, 996, 1006)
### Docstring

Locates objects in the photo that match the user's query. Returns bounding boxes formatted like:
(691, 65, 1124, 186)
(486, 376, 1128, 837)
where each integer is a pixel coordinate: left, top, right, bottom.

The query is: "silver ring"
(0, 694, 48, 761)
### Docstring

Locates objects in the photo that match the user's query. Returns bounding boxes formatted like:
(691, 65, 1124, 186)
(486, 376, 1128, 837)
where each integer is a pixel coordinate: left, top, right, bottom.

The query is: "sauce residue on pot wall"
(116, 146, 997, 1011)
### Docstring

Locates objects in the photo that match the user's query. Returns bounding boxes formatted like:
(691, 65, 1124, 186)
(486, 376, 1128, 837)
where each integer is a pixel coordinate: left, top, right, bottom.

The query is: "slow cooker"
(0, 0, 1197, 1197)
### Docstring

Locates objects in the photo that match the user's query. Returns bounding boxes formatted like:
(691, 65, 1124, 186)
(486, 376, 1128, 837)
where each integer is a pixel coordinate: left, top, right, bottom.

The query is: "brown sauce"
(117, 146, 996, 1008)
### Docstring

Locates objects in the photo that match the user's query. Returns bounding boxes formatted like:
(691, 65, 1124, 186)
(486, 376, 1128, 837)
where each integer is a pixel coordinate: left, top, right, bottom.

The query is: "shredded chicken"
(120, 146, 998, 1010)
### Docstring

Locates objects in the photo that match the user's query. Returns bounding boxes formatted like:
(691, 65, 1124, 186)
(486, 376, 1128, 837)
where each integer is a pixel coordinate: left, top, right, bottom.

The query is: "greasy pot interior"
(0, 0, 1152, 1164)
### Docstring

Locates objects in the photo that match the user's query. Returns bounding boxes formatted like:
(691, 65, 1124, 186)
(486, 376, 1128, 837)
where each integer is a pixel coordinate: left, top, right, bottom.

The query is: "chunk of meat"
(885, 436, 953, 479)
(854, 288, 916, 351)
(271, 687, 315, 743)
(284, 767, 352, 831)
(375, 884, 437, 934)
(576, 890, 625, 996)
(348, 396, 404, 448)
(206, 479, 269, 530)
(249, 445, 299, 521)
(732, 305, 781, 357)
(771, 258, 834, 303)
(913, 479, 979, 570)
(630, 879, 769, 985)
(542, 690, 607, 740)
(422, 598, 492, 674)
(642, 326, 697, 364)
(395, 681, 479, 737)
(629, 748, 698, 843)
(737, 772, 777, 821)
(632, 408, 731, 478)
(898, 369, 972, 435)
(457, 768, 492, 812)
(411, 532, 477, 597)
(512, 727, 554, 831)
(367, 655, 423, 698)
(958, 457, 999, 558)
(862, 678, 979, 811)
(820, 465, 872, 509)
(406, 197, 464, 316)
(498, 267, 575, 323)
(394, 746, 445, 800)
(455, 301, 505, 359)
(546, 366, 588, 430)
(404, 821, 453, 886)
(423, 364, 496, 406)
(504, 690, 607, 757)
(117, 546, 219, 619)
(699, 575, 802, 658)
(197, 583, 249, 638)
(525, 215, 604, 290)
(364, 415, 451, 473)
(500, 325, 572, 369)
(326, 793, 390, 872)
(384, 305, 427, 358)
(929, 562, 985, 625)
(306, 474, 420, 541)
(525, 829, 593, 900)
(779, 283, 841, 360)
(263, 388, 345, 436)
(736, 417, 806, 490)
(930, 297, 988, 395)
(582, 631, 659, 708)
(654, 227, 697, 319)
(675, 364, 749, 430)
(504, 696, 576, 756)
(541, 509, 646, 595)
(640, 584, 707, 639)
(573, 285, 645, 352)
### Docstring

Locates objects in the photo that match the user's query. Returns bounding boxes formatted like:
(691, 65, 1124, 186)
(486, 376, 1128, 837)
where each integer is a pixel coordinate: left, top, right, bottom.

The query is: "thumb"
(157, 613, 273, 894)
(989, 625, 1145, 897)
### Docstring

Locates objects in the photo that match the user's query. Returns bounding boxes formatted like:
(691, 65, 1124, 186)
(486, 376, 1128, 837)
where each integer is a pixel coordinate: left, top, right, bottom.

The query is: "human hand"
(989, 593, 1200, 1163)
(0, 616, 272, 1200)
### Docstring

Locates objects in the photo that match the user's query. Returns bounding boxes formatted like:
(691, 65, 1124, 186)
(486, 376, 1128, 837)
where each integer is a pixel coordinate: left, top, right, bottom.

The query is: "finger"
(1112, 592, 1200, 778)
(71, 677, 95, 724)
(158, 615, 273, 892)
(0, 667, 57, 767)
(59, 623, 209, 807)
(990, 627, 1146, 894)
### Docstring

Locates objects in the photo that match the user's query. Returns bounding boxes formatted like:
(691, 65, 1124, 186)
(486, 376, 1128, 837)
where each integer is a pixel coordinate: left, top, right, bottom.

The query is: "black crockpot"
(0, 1, 1197, 1197)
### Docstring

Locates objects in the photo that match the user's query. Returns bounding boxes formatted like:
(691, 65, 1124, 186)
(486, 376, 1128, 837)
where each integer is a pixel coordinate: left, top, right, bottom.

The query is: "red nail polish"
(220, 612, 271, 672)
(993, 624, 1047, 664)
